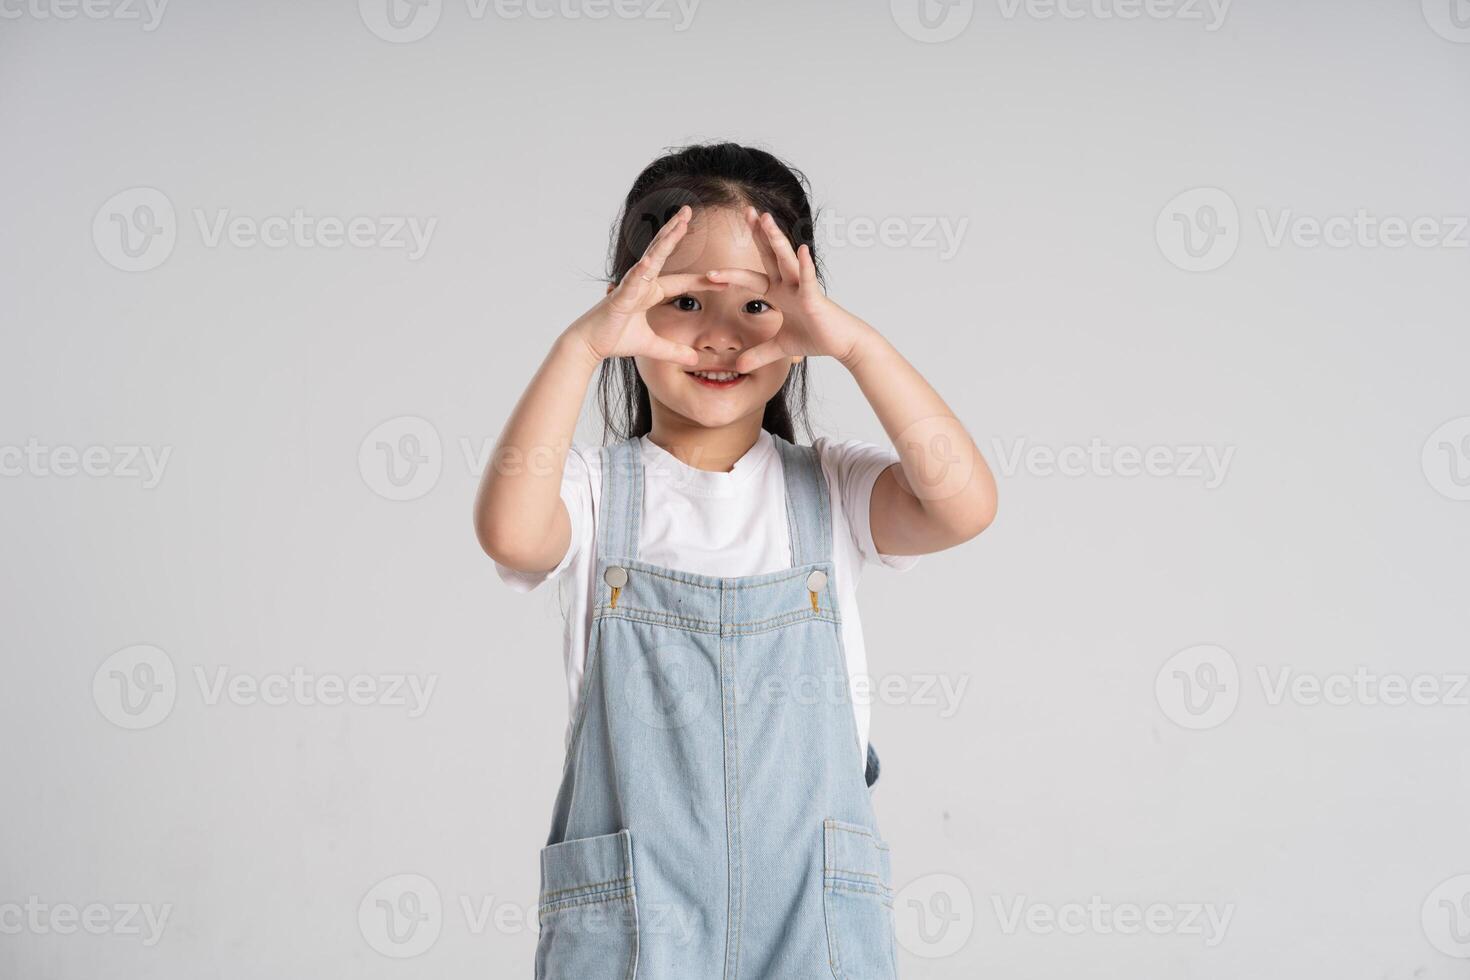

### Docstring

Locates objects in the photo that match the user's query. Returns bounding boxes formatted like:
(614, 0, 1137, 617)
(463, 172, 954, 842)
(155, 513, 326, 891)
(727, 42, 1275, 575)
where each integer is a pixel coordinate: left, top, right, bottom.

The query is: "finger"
(797, 243, 818, 287)
(760, 212, 802, 284)
(655, 273, 729, 295)
(642, 204, 691, 255)
(703, 268, 771, 294)
(733, 338, 790, 375)
(639, 205, 693, 275)
(641, 335, 700, 367)
(616, 207, 691, 296)
(745, 206, 782, 284)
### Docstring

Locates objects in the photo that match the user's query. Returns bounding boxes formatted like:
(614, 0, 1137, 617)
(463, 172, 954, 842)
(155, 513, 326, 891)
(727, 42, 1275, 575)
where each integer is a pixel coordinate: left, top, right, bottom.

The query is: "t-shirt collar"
(638, 428, 775, 498)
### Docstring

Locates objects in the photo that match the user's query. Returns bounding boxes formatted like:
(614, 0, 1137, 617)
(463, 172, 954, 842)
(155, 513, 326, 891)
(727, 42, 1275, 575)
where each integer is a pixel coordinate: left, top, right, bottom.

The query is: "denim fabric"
(534, 434, 899, 979)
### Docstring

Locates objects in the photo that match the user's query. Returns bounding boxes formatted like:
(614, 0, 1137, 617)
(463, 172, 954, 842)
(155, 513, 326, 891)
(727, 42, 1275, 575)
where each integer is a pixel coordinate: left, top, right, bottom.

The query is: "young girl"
(475, 143, 996, 980)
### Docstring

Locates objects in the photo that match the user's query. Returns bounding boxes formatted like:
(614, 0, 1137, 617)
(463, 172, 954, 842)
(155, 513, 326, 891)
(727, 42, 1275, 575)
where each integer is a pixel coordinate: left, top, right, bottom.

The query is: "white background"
(3, 0, 1469, 976)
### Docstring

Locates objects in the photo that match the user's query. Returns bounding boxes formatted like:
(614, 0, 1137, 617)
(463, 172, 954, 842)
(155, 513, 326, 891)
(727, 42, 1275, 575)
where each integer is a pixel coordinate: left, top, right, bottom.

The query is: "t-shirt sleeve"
(818, 437, 921, 572)
(493, 444, 595, 593)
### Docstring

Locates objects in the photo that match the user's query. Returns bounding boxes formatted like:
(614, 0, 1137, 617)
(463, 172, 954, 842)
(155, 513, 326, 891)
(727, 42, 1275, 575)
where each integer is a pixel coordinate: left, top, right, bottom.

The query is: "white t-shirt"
(495, 428, 920, 773)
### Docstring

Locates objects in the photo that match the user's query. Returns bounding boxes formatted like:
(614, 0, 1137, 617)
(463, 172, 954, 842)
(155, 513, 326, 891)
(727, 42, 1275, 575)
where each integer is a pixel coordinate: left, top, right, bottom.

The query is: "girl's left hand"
(709, 206, 875, 374)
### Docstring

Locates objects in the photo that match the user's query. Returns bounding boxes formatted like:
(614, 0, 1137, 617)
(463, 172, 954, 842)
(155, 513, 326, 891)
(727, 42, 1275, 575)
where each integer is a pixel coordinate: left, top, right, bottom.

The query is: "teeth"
(692, 371, 741, 381)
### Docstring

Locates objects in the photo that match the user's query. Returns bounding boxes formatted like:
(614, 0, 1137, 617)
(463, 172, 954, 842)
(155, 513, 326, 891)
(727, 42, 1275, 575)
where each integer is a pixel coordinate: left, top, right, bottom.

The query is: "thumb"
(642, 335, 700, 367)
(733, 339, 788, 375)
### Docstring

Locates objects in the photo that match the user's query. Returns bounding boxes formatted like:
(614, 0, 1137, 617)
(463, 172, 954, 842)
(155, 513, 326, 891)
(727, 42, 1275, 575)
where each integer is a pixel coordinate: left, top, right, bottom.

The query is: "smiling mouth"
(686, 369, 747, 389)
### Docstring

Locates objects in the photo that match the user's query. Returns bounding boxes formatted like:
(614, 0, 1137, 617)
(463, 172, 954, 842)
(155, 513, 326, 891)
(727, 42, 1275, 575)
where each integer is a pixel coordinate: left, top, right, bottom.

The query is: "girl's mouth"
(686, 369, 747, 389)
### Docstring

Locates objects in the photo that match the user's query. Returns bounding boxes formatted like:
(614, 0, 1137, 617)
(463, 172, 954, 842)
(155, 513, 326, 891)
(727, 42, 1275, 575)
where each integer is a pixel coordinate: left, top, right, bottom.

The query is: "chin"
(656, 396, 761, 430)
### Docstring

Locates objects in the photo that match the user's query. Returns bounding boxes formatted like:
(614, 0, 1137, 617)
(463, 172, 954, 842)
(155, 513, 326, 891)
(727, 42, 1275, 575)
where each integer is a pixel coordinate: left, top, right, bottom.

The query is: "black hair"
(597, 141, 822, 445)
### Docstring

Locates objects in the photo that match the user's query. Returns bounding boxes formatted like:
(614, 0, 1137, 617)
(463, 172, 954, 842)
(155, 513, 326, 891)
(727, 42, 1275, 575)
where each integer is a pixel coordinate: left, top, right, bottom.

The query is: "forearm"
(474, 329, 602, 568)
(840, 324, 997, 542)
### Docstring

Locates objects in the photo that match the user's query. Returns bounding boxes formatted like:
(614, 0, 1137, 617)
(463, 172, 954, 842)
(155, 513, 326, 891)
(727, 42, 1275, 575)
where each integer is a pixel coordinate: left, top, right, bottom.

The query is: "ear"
(606, 282, 616, 296)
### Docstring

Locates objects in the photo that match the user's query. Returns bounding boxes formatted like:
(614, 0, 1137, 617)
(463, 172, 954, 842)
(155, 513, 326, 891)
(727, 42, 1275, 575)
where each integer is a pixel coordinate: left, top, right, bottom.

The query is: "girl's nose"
(691, 319, 745, 354)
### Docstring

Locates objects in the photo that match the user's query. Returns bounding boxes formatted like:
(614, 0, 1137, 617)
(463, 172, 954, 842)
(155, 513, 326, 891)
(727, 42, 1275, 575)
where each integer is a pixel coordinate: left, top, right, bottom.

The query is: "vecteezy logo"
(359, 416, 443, 501)
(1422, 417, 1470, 501)
(1156, 187, 1240, 272)
(1422, 874, 1470, 957)
(623, 642, 714, 731)
(93, 644, 178, 730)
(1423, 0, 1470, 42)
(358, 874, 443, 958)
(890, 0, 974, 42)
(359, 0, 442, 42)
(1155, 644, 1239, 730)
(895, 873, 975, 958)
(93, 187, 177, 272)
(895, 417, 976, 502)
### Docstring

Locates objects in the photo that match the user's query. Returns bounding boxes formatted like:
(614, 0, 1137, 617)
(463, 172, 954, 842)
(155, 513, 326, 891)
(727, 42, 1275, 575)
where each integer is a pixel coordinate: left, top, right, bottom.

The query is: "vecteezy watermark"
(895, 873, 976, 958)
(815, 210, 970, 261)
(1256, 209, 1470, 250)
(92, 187, 177, 272)
(1155, 644, 1240, 730)
(194, 666, 437, 717)
(1422, 416, 1470, 501)
(890, 0, 976, 43)
(92, 187, 438, 272)
(0, 898, 173, 946)
(1156, 645, 1470, 731)
(992, 895, 1235, 947)
(0, 0, 168, 30)
(622, 642, 972, 732)
(893, 416, 980, 503)
(1422, 0, 1470, 43)
(0, 439, 172, 488)
(1258, 666, 1470, 708)
(360, 416, 444, 501)
(1422, 874, 1470, 958)
(990, 436, 1235, 489)
(360, 874, 443, 958)
(1157, 187, 1470, 272)
(93, 645, 178, 730)
(375, 416, 976, 506)
(891, 0, 1227, 42)
(854, 672, 970, 717)
(93, 645, 439, 730)
(357, 872, 700, 957)
(1156, 187, 1240, 272)
(995, 0, 1230, 30)
(358, 0, 699, 43)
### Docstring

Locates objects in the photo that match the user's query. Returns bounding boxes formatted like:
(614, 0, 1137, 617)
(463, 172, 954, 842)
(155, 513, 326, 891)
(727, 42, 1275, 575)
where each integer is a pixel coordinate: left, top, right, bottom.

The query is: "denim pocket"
(822, 818, 898, 980)
(535, 829, 639, 980)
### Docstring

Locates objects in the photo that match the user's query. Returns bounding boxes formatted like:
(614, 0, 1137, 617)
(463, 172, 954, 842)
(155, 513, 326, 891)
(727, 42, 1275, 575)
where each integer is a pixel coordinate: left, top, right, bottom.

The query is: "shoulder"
(811, 434, 919, 572)
(811, 434, 902, 487)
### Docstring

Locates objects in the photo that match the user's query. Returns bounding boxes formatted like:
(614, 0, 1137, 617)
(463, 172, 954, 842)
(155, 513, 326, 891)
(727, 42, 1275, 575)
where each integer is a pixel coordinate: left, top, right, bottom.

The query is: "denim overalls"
(533, 433, 899, 979)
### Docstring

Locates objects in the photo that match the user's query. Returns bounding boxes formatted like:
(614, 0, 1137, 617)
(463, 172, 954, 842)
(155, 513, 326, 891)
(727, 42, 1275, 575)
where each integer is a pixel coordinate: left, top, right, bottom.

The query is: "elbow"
(475, 510, 561, 574)
(476, 517, 525, 567)
(957, 488, 998, 543)
(474, 507, 520, 566)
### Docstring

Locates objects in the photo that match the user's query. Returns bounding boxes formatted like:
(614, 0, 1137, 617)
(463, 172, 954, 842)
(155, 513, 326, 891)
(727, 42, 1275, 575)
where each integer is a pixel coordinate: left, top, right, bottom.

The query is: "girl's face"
(634, 206, 799, 431)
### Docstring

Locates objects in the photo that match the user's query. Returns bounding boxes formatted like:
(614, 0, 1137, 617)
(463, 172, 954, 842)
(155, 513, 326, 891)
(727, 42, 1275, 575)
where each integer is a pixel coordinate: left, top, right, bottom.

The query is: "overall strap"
(772, 434, 833, 567)
(598, 436, 643, 563)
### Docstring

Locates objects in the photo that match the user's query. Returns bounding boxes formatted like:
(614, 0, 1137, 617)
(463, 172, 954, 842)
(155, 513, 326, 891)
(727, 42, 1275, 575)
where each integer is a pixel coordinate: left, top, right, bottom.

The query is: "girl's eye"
(671, 295, 701, 312)
(744, 300, 772, 315)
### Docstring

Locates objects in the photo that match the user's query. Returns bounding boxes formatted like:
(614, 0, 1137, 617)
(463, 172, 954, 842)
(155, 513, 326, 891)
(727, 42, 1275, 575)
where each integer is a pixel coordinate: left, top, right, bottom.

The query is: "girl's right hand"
(568, 205, 718, 367)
